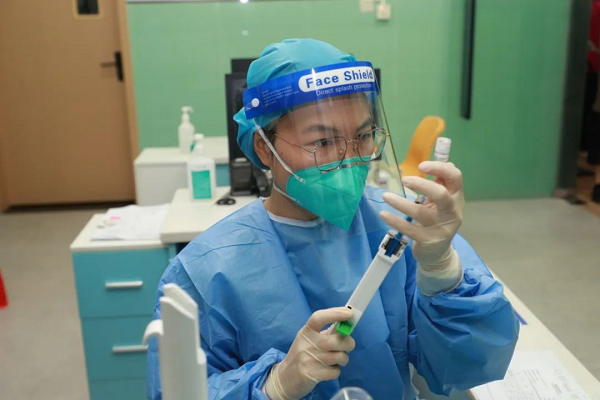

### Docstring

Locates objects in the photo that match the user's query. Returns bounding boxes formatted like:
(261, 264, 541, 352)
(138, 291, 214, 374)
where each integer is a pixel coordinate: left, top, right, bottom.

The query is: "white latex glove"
(380, 161, 465, 295)
(265, 307, 356, 400)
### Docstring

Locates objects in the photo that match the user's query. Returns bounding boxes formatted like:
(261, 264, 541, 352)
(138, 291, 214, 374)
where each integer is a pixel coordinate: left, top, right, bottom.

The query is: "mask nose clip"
(349, 140, 360, 156)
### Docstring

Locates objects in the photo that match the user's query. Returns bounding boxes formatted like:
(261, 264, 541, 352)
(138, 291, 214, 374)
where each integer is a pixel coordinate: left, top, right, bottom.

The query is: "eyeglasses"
(273, 127, 389, 172)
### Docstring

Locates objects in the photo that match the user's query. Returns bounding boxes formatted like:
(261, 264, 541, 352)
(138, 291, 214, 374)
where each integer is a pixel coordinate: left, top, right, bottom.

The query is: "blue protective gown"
(147, 187, 519, 400)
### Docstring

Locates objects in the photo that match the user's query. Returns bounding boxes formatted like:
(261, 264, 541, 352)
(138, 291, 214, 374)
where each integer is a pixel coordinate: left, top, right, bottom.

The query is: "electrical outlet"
(376, 2, 391, 20)
(360, 0, 375, 13)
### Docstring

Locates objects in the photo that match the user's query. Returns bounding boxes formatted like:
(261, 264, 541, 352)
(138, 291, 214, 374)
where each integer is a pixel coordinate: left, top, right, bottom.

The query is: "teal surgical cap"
(233, 38, 356, 169)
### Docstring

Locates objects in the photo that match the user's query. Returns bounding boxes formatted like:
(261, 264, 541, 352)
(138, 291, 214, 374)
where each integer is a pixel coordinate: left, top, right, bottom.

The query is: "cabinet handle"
(112, 344, 148, 354)
(105, 280, 143, 290)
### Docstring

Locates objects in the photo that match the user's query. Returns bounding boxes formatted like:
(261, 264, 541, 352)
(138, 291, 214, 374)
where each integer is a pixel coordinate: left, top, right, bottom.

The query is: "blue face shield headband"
(243, 61, 380, 120)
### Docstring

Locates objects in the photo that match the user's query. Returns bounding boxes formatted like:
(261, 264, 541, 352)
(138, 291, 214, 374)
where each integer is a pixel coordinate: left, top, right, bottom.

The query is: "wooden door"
(0, 0, 135, 207)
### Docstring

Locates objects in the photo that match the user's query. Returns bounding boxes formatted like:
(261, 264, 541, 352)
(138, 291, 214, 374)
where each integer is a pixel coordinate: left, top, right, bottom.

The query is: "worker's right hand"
(264, 307, 355, 400)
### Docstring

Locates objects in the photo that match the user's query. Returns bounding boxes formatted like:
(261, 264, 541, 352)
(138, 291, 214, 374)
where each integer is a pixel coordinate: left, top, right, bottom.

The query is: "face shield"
(243, 61, 406, 230)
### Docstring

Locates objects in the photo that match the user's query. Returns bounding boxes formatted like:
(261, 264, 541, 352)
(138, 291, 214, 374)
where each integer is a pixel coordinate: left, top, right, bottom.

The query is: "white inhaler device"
(336, 137, 452, 337)
(187, 134, 217, 202)
(143, 284, 208, 400)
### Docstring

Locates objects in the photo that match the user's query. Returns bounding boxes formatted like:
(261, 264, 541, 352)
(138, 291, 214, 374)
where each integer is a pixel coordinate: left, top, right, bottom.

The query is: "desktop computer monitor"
(225, 72, 256, 195)
(225, 72, 248, 163)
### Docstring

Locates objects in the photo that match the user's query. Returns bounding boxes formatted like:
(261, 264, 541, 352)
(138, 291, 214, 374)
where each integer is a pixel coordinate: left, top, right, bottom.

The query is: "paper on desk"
(470, 350, 590, 400)
(91, 204, 170, 241)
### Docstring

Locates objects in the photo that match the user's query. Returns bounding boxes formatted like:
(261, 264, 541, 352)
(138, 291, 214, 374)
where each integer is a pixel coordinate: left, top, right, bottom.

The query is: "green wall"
(127, 0, 570, 200)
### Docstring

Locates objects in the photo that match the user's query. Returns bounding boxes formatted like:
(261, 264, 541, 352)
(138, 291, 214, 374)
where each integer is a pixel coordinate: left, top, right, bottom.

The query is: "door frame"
(554, 0, 592, 197)
(0, 0, 140, 211)
(117, 0, 141, 164)
(0, 150, 7, 211)
(0, 67, 8, 211)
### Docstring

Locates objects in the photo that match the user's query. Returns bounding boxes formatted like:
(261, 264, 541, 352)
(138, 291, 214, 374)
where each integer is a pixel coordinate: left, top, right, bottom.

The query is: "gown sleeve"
(405, 234, 520, 395)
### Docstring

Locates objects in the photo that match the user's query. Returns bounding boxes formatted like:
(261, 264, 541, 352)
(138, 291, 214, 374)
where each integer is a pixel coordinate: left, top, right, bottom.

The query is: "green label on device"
(191, 170, 212, 199)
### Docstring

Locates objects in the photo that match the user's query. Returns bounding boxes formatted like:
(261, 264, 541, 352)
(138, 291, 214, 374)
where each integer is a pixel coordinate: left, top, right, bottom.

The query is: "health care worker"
(147, 39, 519, 400)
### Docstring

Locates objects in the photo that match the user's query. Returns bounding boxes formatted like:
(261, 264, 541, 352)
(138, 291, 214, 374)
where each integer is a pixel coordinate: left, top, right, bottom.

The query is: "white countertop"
(134, 136, 229, 165)
(414, 276, 600, 400)
(70, 214, 166, 252)
(160, 188, 258, 244)
(500, 280, 600, 399)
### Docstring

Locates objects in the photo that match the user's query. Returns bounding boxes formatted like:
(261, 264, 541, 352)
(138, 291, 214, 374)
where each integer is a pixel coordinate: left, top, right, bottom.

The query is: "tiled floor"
(0, 209, 104, 400)
(0, 199, 598, 399)
(459, 198, 600, 382)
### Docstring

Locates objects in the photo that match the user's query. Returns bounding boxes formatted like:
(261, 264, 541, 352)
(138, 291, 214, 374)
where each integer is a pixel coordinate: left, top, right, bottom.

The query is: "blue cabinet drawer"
(89, 378, 146, 400)
(82, 315, 150, 381)
(73, 248, 168, 318)
(216, 164, 229, 187)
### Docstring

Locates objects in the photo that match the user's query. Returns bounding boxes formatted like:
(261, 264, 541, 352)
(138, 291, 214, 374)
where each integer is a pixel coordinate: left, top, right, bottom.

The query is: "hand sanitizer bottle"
(187, 134, 216, 201)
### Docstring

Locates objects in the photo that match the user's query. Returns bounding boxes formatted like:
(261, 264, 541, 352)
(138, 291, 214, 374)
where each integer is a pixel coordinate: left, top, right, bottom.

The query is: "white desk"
(134, 137, 229, 206)
(71, 214, 165, 253)
(413, 276, 600, 400)
(499, 282, 600, 399)
(70, 215, 170, 400)
(134, 139, 229, 166)
(160, 187, 257, 244)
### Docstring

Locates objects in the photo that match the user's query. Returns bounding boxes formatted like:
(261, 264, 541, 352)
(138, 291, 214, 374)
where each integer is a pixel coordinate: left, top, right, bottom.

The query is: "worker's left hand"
(380, 161, 465, 271)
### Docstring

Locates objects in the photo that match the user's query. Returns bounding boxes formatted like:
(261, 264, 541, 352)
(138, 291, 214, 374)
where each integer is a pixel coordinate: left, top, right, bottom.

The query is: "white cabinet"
(134, 138, 229, 205)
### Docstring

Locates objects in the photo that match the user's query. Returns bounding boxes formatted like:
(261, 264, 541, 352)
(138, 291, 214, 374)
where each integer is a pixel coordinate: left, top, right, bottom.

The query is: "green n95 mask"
(285, 158, 369, 230)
